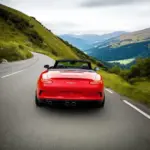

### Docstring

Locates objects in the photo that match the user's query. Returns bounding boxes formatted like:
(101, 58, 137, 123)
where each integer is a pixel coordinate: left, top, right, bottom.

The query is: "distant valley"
(59, 31, 126, 50)
(86, 28, 150, 66)
(59, 28, 150, 67)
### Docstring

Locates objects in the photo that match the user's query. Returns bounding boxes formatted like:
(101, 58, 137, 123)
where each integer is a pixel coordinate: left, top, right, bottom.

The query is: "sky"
(0, 0, 150, 35)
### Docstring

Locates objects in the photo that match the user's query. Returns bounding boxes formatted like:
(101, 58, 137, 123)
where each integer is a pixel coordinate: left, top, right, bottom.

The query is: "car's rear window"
(55, 61, 91, 69)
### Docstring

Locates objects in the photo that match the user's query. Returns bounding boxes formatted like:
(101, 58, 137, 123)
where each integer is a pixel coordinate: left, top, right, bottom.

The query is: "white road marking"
(105, 88, 113, 94)
(1, 70, 24, 78)
(123, 100, 150, 120)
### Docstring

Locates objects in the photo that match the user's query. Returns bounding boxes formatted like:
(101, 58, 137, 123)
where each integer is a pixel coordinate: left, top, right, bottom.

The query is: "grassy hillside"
(0, 4, 95, 62)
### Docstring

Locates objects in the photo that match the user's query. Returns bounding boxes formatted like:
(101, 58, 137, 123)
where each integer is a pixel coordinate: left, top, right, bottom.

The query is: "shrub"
(51, 49, 58, 56)
(19, 44, 24, 49)
(119, 69, 130, 80)
(0, 41, 32, 62)
(126, 58, 150, 79)
(109, 65, 121, 74)
(26, 30, 43, 47)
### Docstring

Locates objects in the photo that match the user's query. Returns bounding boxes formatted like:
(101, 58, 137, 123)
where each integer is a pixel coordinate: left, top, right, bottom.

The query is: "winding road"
(0, 53, 150, 150)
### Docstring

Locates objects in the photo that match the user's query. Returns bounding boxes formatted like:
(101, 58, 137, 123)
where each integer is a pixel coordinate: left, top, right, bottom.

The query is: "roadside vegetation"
(0, 41, 33, 62)
(102, 58, 150, 106)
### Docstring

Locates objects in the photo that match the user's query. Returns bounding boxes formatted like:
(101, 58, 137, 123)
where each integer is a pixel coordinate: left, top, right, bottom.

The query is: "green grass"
(99, 70, 150, 107)
(133, 81, 150, 94)
(0, 41, 33, 61)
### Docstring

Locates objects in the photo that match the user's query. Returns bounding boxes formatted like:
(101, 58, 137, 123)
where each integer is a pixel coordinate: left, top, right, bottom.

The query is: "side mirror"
(44, 64, 49, 69)
(94, 67, 100, 71)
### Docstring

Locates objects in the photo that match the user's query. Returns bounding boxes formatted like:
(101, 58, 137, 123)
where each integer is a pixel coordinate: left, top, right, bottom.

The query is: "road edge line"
(105, 88, 113, 94)
(123, 100, 150, 120)
(1, 70, 24, 78)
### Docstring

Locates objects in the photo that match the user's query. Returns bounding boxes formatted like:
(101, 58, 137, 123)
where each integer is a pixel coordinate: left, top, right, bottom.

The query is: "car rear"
(36, 69, 104, 106)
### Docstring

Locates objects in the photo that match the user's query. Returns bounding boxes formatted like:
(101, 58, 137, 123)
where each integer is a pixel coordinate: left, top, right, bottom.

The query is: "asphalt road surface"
(0, 53, 150, 150)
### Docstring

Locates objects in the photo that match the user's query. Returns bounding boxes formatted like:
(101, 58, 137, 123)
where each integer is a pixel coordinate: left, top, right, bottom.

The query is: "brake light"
(90, 74, 102, 84)
(90, 80, 102, 84)
(41, 73, 53, 83)
(41, 78, 53, 84)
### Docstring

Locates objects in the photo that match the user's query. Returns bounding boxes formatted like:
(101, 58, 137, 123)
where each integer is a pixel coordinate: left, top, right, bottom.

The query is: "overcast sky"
(0, 0, 150, 35)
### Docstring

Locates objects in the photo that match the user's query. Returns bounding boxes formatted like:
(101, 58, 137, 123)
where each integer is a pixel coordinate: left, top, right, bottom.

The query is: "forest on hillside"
(108, 58, 150, 83)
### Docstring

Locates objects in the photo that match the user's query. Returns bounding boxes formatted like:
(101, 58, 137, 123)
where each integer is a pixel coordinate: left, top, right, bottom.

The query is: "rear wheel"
(35, 93, 43, 107)
(96, 95, 105, 108)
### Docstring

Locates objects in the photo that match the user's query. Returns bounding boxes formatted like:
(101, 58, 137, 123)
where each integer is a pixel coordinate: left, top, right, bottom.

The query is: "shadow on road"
(37, 103, 104, 116)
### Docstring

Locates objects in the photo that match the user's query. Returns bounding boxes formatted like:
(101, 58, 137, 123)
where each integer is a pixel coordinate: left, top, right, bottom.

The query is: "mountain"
(120, 28, 150, 43)
(88, 40, 150, 61)
(59, 34, 91, 50)
(59, 31, 126, 50)
(0, 3, 104, 67)
(86, 28, 150, 64)
(75, 31, 127, 44)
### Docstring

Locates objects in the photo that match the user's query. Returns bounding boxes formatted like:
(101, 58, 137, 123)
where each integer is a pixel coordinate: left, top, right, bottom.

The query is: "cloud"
(0, 0, 150, 34)
(0, 0, 12, 4)
(43, 21, 80, 34)
(44, 22, 78, 30)
(0, 0, 81, 9)
(81, 0, 150, 7)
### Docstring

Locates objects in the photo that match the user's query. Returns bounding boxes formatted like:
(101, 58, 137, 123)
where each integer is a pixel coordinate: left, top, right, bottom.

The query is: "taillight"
(90, 74, 102, 84)
(41, 73, 53, 84)
(90, 80, 102, 85)
(41, 78, 53, 84)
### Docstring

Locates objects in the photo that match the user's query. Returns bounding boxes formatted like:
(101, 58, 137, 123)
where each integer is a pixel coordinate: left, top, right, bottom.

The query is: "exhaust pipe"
(47, 101, 52, 105)
(72, 102, 76, 107)
(64, 101, 76, 107)
(65, 101, 70, 107)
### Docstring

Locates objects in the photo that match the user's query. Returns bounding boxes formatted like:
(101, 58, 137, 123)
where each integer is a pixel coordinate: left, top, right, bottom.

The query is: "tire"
(35, 94, 43, 107)
(96, 95, 105, 108)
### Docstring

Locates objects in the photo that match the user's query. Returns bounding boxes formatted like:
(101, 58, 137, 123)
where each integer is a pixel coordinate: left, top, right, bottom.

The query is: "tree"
(109, 65, 120, 74)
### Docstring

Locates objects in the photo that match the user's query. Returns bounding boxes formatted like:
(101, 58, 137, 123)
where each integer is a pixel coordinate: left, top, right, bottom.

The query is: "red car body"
(35, 60, 105, 107)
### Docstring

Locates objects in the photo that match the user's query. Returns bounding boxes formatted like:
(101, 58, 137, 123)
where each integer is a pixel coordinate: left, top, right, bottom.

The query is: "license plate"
(60, 91, 81, 95)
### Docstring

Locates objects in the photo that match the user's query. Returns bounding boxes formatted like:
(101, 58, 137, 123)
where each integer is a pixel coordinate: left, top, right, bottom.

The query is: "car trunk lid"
(46, 69, 97, 81)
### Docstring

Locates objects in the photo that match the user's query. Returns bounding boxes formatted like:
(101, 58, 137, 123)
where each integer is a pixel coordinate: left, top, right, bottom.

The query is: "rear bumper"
(38, 98, 104, 106)
(37, 91, 104, 101)
(37, 87, 104, 101)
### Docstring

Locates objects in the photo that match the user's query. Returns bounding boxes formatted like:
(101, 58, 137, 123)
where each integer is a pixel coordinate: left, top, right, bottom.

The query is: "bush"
(126, 58, 150, 80)
(19, 44, 24, 49)
(119, 69, 130, 80)
(51, 49, 58, 56)
(26, 29, 43, 47)
(110, 58, 150, 82)
(0, 41, 33, 62)
(108, 65, 121, 74)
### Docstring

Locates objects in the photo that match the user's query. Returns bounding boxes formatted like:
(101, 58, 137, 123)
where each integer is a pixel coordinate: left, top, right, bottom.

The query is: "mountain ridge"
(59, 31, 126, 50)
(85, 27, 150, 65)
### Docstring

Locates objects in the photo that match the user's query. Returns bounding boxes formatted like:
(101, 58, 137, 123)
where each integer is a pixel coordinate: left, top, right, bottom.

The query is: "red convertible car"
(35, 59, 105, 107)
